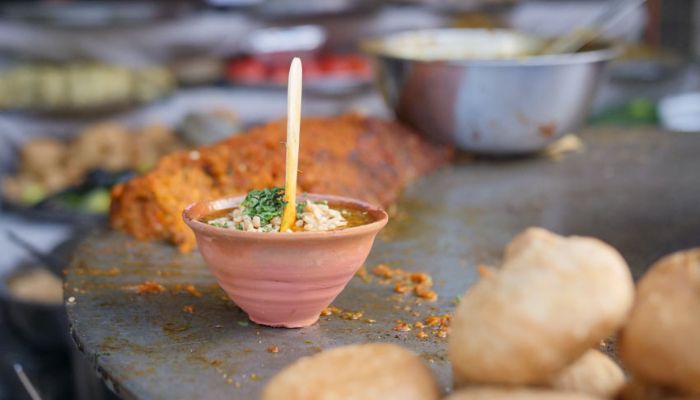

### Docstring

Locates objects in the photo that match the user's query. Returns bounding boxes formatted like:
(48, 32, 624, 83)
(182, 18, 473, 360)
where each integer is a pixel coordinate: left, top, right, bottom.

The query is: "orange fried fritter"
(110, 115, 452, 252)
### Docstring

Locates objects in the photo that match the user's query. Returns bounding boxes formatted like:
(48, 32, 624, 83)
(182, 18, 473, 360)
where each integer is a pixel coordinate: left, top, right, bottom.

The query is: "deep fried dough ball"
(548, 350, 625, 398)
(19, 137, 66, 179)
(132, 124, 181, 169)
(618, 379, 700, 400)
(262, 343, 440, 400)
(444, 387, 603, 400)
(619, 248, 700, 396)
(69, 122, 131, 171)
(449, 228, 634, 385)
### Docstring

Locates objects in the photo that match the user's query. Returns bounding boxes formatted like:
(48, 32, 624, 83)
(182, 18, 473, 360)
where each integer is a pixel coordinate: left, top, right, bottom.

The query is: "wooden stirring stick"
(280, 57, 302, 232)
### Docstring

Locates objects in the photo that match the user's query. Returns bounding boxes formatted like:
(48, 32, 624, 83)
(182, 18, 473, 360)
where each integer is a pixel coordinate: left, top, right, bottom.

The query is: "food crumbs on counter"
(234, 382, 241, 389)
(372, 263, 438, 301)
(136, 281, 165, 294)
(67, 296, 76, 304)
(372, 263, 394, 279)
(355, 265, 372, 283)
(415, 285, 438, 301)
(417, 331, 428, 339)
(182, 305, 195, 314)
(365, 319, 376, 324)
(226, 378, 233, 384)
(210, 359, 223, 367)
(340, 310, 364, 320)
(542, 133, 584, 160)
(185, 284, 202, 297)
(394, 282, 410, 294)
(393, 322, 412, 332)
(250, 373, 259, 381)
(267, 346, 279, 353)
(410, 272, 431, 285)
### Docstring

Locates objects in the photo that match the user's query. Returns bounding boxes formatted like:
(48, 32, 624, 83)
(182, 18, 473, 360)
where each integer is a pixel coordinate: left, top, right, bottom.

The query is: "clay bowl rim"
(183, 193, 389, 241)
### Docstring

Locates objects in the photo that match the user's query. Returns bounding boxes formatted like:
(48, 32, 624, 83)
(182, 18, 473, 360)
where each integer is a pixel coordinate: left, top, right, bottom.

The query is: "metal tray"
(65, 127, 700, 399)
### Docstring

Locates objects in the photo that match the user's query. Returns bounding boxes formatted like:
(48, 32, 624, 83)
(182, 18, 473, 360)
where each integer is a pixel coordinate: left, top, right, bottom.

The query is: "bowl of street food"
(183, 189, 388, 328)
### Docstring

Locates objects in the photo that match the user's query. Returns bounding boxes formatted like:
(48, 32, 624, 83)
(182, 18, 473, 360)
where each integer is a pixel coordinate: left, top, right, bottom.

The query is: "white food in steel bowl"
(364, 29, 617, 154)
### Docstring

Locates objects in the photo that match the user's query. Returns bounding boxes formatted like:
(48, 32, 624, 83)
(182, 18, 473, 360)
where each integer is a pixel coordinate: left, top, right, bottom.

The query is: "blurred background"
(0, 0, 697, 399)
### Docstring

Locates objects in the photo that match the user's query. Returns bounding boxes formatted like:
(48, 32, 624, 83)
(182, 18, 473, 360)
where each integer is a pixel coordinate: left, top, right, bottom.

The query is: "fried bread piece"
(110, 114, 451, 252)
(262, 343, 440, 400)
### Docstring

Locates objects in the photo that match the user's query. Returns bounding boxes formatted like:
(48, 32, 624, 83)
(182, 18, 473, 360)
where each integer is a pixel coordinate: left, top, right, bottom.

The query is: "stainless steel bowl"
(364, 29, 617, 154)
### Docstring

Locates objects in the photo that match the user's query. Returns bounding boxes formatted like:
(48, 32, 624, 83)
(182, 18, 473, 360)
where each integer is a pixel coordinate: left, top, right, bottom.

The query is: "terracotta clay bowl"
(183, 194, 388, 328)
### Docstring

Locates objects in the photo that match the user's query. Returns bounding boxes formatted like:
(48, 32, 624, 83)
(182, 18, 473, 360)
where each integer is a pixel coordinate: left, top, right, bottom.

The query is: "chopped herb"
(296, 200, 306, 217)
(241, 187, 287, 225)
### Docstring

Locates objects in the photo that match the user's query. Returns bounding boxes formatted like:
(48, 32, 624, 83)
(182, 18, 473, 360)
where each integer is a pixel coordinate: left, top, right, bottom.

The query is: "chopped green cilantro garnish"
(241, 187, 287, 225)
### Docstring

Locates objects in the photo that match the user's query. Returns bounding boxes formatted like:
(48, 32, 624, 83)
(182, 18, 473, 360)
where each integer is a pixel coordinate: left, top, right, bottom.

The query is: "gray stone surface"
(66, 127, 700, 399)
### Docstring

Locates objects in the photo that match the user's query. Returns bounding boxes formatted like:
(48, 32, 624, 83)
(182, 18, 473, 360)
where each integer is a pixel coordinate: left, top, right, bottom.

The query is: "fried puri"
(449, 228, 634, 385)
(262, 343, 440, 400)
(444, 387, 603, 400)
(619, 248, 700, 396)
(548, 350, 625, 398)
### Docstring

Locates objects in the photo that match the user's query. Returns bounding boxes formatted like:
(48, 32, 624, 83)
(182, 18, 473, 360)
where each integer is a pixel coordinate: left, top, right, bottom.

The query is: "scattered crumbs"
(210, 359, 223, 367)
(226, 378, 233, 384)
(410, 272, 431, 285)
(365, 319, 376, 324)
(250, 373, 259, 381)
(372, 263, 394, 279)
(214, 324, 222, 329)
(320, 306, 365, 321)
(267, 346, 279, 353)
(67, 296, 76, 304)
(543, 133, 584, 160)
(234, 382, 241, 389)
(340, 310, 363, 320)
(417, 331, 428, 339)
(304, 340, 313, 344)
(237, 321, 249, 327)
(414, 285, 438, 301)
(414, 321, 424, 329)
(183, 305, 195, 314)
(393, 322, 412, 332)
(355, 265, 372, 283)
(373, 264, 438, 301)
(185, 284, 202, 298)
(136, 281, 165, 294)
(394, 283, 411, 294)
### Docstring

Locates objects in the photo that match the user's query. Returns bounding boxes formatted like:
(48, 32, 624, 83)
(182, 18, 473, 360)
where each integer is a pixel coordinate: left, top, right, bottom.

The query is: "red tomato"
(317, 54, 371, 77)
(227, 57, 267, 82)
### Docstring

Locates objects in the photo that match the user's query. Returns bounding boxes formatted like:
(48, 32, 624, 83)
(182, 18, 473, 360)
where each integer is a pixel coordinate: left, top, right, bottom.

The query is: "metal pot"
(364, 29, 617, 154)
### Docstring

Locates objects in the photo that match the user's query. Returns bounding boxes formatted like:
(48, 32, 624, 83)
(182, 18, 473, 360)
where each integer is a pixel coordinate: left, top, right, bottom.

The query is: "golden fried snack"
(618, 379, 700, 400)
(444, 387, 603, 400)
(619, 249, 700, 396)
(262, 343, 440, 400)
(449, 228, 634, 385)
(110, 115, 452, 252)
(131, 123, 183, 168)
(548, 350, 625, 398)
(69, 122, 132, 171)
(19, 137, 66, 178)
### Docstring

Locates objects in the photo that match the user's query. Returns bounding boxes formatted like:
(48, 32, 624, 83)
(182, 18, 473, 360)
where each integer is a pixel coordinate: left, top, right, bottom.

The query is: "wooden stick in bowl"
(280, 57, 302, 232)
